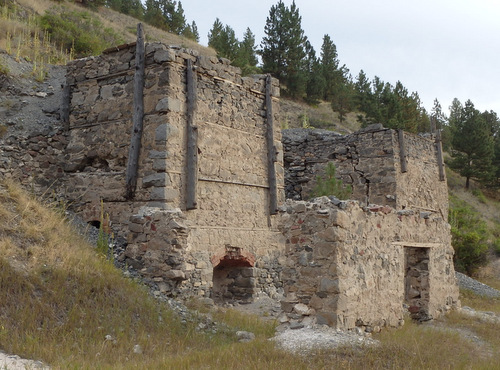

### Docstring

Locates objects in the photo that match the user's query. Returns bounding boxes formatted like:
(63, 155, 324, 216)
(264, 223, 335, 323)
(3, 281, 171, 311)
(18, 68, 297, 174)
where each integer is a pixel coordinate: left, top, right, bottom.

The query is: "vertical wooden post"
(430, 116, 436, 136)
(436, 127, 445, 181)
(266, 74, 278, 215)
(398, 129, 407, 173)
(186, 58, 198, 210)
(125, 23, 145, 199)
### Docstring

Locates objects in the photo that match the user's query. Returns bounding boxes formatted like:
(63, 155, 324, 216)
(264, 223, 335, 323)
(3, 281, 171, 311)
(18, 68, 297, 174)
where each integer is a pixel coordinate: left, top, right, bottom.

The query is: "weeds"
(40, 9, 125, 58)
(449, 195, 490, 274)
(472, 188, 488, 204)
(0, 57, 8, 75)
(96, 199, 113, 261)
(310, 162, 352, 200)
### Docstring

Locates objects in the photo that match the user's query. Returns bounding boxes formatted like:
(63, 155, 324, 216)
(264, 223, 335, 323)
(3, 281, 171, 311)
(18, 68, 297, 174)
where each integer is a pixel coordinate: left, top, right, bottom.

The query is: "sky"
(178, 0, 500, 115)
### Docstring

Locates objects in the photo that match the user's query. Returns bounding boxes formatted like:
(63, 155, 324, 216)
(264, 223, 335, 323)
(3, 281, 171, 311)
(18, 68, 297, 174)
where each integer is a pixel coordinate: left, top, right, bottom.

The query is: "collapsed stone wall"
(279, 197, 459, 331)
(282, 125, 448, 217)
(62, 42, 284, 300)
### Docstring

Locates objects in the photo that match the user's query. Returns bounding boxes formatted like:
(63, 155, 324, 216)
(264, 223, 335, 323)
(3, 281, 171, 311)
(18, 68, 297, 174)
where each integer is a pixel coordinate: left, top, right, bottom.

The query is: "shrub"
(493, 238, 500, 256)
(449, 196, 489, 274)
(0, 59, 8, 75)
(40, 10, 124, 57)
(310, 162, 352, 200)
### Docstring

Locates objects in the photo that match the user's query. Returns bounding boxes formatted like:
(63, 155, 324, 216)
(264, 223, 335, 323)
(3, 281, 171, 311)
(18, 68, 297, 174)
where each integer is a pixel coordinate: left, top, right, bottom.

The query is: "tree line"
(75, 0, 200, 41)
(435, 98, 500, 189)
(76, 0, 500, 190)
(208, 1, 430, 132)
(75, 0, 429, 132)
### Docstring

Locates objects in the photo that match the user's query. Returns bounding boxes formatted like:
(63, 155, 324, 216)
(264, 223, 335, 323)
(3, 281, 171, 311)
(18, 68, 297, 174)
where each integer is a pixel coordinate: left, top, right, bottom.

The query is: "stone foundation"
(278, 197, 459, 331)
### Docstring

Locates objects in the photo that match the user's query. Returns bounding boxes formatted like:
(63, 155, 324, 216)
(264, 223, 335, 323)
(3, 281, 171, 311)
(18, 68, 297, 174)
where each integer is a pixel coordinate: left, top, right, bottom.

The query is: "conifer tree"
(261, 0, 307, 98)
(208, 18, 238, 61)
(182, 21, 199, 42)
(235, 28, 259, 75)
(261, 1, 286, 80)
(354, 70, 373, 121)
(320, 34, 340, 101)
(449, 100, 495, 188)
(305, 41, 324, 104)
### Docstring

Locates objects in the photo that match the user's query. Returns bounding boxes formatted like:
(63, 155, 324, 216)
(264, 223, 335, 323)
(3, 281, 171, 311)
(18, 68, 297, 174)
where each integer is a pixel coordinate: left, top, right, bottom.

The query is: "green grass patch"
(40, 8, 125, 57)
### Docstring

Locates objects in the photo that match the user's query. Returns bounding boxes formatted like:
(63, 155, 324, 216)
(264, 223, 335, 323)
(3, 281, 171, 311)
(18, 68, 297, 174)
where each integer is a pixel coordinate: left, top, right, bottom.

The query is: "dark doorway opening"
(404, 247, 431, 321)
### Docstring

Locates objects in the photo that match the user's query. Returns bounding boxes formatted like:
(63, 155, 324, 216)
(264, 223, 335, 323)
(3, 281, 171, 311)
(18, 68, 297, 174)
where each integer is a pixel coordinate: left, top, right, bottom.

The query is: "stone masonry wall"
(278, 197, 459, 331)
(62, 42, 284, 300)
(282, 125, 448, 218)
(0, 130, 67, 192)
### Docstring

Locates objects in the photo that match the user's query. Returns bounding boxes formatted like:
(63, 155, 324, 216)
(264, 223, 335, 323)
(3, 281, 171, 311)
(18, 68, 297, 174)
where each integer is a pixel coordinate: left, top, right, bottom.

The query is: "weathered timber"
(266, 74, 278, 215)
(436, 128, 445, 181)
(398, 129, 407, 173)
(125, 23, 145, 199)
(186, 58, 198, 210)
(430, 115, 436, 135)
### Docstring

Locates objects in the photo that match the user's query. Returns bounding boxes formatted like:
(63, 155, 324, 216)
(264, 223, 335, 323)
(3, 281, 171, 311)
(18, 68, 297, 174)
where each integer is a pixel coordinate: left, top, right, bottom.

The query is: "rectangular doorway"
(404, 246, 431, 321)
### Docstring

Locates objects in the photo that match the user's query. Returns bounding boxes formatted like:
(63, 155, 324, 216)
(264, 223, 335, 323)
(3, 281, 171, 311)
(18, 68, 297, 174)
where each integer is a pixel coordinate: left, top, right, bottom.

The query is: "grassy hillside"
(0, 180, 499, 368)
(0, 0, 215, 81)
(0, 0, 355, 132)
(1, 1, 500, 368)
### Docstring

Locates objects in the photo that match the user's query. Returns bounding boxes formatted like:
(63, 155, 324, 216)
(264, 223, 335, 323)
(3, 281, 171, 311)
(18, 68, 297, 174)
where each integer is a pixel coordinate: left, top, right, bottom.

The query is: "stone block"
(331, 210, 350, 228)
(155, 97, 181, 113)
(143, 173, 169, 188)
(293, 303, 311, 316)
(154, 49, 176, 63)
(316, 311, 338, 327)
(319, 277, 340, 294)
(165, 269, 186, 281)
(129, 223, 144, 233)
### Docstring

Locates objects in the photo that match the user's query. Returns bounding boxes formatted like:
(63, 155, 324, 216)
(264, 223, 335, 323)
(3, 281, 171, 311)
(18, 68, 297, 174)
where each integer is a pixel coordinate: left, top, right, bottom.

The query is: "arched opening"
(88, 220, 101, 229)
(211, 245, 257, 304)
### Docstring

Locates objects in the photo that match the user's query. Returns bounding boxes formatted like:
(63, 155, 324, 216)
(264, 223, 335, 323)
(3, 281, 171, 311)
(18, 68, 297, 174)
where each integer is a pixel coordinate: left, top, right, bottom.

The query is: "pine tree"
(261, 0, 307, 98)
(354, 69, 372, 122)
(182, 21, 199, 42)
(449, 100, 495, 189)
(234, 28, 259, 75)
(320, 34, 339, 101)
(304, 41, 324, 104)
(282, 1, 307, 98)
(144, 0, 166, 29)
(493, 135, 500, 186)
(208, 19, 238, 61)
(331, 76, 354, 123)
(169, 1, 186, 35)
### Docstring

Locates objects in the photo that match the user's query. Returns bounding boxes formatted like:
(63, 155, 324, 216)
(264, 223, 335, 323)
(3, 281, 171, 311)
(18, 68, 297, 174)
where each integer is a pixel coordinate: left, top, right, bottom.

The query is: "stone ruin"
(0, 39, 460, 331)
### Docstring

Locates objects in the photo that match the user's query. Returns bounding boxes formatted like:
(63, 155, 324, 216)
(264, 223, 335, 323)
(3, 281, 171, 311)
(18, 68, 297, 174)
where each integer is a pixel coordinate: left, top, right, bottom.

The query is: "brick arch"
(211, 245, 255, 269)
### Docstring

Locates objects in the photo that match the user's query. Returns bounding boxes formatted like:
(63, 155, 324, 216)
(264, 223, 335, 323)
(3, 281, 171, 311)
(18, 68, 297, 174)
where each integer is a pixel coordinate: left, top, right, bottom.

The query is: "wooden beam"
(266, 74, 278, 215)
(398, 129, 407, 173)
(430, 115, 436, 135)
(186, 58, 198, 210)
(125, 23, 145, 199)
(435, 128, 445, 181)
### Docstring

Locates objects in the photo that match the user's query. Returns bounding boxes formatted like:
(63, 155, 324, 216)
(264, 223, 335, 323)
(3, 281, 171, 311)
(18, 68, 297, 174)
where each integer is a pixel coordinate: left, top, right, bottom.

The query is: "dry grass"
(16, 0, 54, 14)
(0, 0, 216, 80)
(97, 6, 216, 57)
(2, 182, 500, 368)
(280, 99, 362, 134)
